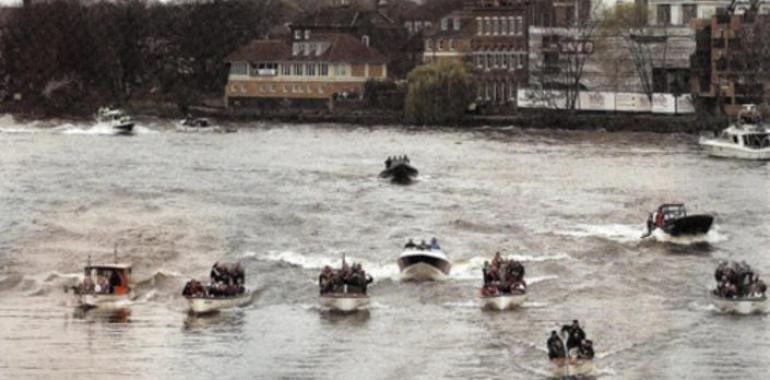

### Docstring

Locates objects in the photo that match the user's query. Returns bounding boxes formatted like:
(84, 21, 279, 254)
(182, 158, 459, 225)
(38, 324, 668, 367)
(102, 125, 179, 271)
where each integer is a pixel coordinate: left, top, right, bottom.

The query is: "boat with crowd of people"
(398, 238, 451, 281)
(97, 106, 134, 134)
(711, 260, 767, 314)
(71, 260, 133, 310)
(182, 262, 252, 314)
(380, 155, 418, 184)
(699, 104, 770, 160)
(547, 320, 596, 377)
(642, 203, 713, 240)
(318, 257, 373, 312)
(479, 252, 526, 310)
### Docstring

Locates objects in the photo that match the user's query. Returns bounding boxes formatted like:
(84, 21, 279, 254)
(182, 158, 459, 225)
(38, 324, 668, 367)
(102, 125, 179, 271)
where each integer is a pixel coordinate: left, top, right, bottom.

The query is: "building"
(224, 33, 387, 108)
(289, 0, 413, 76)
(691, 11, 770, 115)
(422, 0, 530, 106)
(643, 0, 769, 25)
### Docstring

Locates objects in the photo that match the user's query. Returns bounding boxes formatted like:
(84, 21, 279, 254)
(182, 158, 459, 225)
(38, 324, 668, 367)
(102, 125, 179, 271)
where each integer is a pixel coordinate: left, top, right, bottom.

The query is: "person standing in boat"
(404, 239, 416, 249)
(547, 331, 566, 360)
(430, 237, 440, 250)
(561, 320, 586, 357)
(577, 339, 594, 360)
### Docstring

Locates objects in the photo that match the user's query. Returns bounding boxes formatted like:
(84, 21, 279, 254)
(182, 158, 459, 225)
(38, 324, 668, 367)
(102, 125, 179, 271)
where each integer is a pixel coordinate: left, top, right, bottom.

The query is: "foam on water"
(651, 226, 728, 245)
(59, 122, 157, 135)
(555, 223, 645, 244)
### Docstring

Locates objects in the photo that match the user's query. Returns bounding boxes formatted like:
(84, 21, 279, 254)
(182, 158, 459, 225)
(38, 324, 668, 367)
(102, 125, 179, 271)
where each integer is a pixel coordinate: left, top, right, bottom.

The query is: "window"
(362, 35, 370, 47)
(293, 63, 303, 76)
(294, 30, 301, 40)
(657, 4, 671, 25)
(281, 63, 291, 76)
(453, 16, 461, 31)
(485, 54, 492, 69)
(502, 53, 509, 68)
(476, 17, 483, 35)
(304, 30, 311, 40)
(682, 4, 697, 24)
(516, 17, 523, 35)
(307, 63, 316, 76)
(320, 64, 329, 76)
(484, 17, 491, 35)
(230, 62, 247, 75)
(426, 39, 433, 50)
(441, 17, 449, 31)
(415, 21, 423, 31)
(495, 53, 502, 68)
(492, 17, 499, 35)
(424, 21, 432, 30)
(438, 39, 445, 50)
(449, 39, 455, 51)
(405, 22, 413, 34)
(334, 64, 348, 76)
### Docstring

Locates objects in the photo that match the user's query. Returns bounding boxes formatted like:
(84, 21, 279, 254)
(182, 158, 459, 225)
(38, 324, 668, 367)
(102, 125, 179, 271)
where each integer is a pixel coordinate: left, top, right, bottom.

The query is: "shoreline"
(2, 102, 727, 134)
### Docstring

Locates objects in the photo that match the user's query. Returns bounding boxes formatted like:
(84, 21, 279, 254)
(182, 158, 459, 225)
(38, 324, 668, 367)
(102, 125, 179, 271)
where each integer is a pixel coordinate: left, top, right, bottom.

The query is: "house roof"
(226, 33, 387, 64)
(402, 0, 465, 21)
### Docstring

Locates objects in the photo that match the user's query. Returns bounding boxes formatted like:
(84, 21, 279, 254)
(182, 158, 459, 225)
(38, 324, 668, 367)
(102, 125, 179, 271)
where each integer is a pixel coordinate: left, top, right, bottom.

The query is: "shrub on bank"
(404, 61, 476, 125)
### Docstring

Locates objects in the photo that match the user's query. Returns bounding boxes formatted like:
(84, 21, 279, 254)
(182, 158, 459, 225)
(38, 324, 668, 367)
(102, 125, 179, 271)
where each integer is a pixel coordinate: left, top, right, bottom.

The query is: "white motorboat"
(480, 293, 527, 311)
(710, 294, 767, 314)
(186, 290, 254, 314)
(74, 263, 133, 310)
(397, 248, 451, 281)
(319, 292, 370, 312)
(699, 105, 770, 160)
(550, 358, 595, 377)
(97, 107, 134, 134)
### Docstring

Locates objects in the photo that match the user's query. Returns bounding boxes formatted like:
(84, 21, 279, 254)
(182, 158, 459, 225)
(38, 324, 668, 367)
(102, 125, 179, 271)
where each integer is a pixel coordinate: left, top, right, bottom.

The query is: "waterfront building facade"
(224, 33, 387, 108)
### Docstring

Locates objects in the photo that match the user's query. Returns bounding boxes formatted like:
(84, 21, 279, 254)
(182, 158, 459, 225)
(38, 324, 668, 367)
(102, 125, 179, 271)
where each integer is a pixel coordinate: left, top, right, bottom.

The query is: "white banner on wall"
(517, 89, 694, 114)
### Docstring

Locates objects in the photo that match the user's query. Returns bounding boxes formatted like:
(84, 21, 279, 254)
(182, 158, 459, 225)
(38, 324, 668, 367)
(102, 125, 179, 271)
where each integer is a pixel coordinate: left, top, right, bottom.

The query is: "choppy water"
(1, 115, 769, 379)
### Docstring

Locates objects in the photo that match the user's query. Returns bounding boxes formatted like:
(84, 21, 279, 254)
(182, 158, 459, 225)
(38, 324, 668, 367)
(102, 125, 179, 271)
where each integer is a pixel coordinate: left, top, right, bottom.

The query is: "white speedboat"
(699, 105, 770, 160)
(550, 358, 596, 377)
(319, 292, 370, 312)
(710, 294, 767, 314)
(397, 248, 451, 281)
(75, 263, 133, 310)
(480, 293, 527, 311)
(97, 107, 134, 134)
(186, 290, 254, 314)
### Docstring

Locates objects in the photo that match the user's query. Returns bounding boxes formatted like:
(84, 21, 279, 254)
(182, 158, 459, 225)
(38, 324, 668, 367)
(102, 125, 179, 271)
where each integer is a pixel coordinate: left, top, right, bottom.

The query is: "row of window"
(440, 16, 462, 31)
(477, 16, 524, 36)
(404, 20, 434, 34)
(478, 80, 518, 104)
(473, 52, 527, 71)
(230, 63, 349, 77)
(231, 83, 329, 96)
(425, 39, 456, 51)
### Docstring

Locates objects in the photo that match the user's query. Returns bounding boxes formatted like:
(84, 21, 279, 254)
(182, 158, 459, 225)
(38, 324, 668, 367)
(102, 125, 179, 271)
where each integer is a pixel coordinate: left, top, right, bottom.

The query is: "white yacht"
(97, 107, 134, 134)
(699, 105, 770, 160)
(397, 242, 451, 281)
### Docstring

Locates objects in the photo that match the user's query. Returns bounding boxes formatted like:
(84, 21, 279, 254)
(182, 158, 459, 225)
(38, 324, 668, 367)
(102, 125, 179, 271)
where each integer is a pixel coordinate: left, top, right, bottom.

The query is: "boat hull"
(319, 294, 370, 312)
(379, 162, 418, 184)
(79, 294, 131, 310)
(700, 140, 770, 160)
(480, 294, 526, 311)
(398, 261, 450, 281)
(711, 295, 767, 314)
(550, 358, 595, 377)
(186, 292, 253, 314)
(113, 123, 134, 134)
(660, 215, 713, 237)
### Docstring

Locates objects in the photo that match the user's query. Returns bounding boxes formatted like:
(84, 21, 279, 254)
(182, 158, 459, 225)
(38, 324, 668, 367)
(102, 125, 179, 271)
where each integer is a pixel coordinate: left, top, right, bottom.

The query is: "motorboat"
(186, 290, 255, 315)
(699, 104, 770, 160)
(319, 292, 370, 312)
(642, 203, 713, 239)
(379, 157, 418, 184)
(97, 106, 134, 134)
(480, 291, 526, 311)
(550, 358, 596, 377)
(710, 293, 767, 314)
(73, 263, 133, 310)
(397, 246, 451, 281)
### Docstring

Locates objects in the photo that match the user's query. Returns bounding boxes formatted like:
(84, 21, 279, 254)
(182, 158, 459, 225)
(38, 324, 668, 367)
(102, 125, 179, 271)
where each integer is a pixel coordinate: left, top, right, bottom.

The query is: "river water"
(1, 116, 768, 379)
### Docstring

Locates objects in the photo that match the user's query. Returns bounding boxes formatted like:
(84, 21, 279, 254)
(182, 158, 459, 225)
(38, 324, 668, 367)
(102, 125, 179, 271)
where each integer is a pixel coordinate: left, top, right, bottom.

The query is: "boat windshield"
(82, 266, 130, 295)
(660, 205, 686, 220)
(742, 133, 770, 149)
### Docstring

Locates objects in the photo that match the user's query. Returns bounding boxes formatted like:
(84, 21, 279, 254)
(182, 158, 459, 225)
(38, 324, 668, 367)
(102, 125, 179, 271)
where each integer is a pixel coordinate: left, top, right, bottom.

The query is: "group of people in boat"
(403, 238, 440, 251)
(713, 261, 767, 299)
(78, 268, 127, 295)
(384, 155, 410, 169)
(547, 320, 594, 361)
(318, 260, 373, 296)
(480, 252, 526, 296)
(182, 262, 246, 298)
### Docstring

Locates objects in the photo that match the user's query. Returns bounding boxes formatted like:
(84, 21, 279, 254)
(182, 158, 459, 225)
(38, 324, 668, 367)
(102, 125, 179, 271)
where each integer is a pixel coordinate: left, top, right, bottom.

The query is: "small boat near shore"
(642, 203, 713, 240)
(699, 104, 770, 160)
(380, 156, 418, 184)
(97, 107, 134, 135)
(72, 262, 133, 310)
(398, 240, 451, 281)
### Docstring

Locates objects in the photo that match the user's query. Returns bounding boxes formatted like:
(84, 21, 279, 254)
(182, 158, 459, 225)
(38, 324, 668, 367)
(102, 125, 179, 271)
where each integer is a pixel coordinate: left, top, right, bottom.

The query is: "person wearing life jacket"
(577, 339, 594, 360)
(654, 210, 664, 227)
(561, 320, 586, 356)
(547, 331, 566, 360)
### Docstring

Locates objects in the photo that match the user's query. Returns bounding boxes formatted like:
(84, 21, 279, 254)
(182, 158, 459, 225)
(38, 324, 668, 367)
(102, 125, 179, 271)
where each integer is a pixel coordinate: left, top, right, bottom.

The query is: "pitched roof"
(225, 34, 387, 64)
(225, 40, 293, 62)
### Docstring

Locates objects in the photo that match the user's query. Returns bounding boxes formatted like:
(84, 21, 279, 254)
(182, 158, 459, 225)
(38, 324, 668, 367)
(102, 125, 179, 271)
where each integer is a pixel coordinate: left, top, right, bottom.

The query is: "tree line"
(0, 0, 286, 115)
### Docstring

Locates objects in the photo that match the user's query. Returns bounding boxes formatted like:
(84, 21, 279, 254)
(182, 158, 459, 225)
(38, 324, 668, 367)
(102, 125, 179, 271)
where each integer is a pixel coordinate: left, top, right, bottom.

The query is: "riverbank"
(2, 100, 728, 134)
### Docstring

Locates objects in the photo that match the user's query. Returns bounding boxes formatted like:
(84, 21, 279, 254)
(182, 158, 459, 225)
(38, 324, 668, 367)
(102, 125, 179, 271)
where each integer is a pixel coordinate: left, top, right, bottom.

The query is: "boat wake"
(58, 122, 156, 135)
(555, 223, 644, 244)
(246, 250, 569, 282)
(651, 227, 727, 245)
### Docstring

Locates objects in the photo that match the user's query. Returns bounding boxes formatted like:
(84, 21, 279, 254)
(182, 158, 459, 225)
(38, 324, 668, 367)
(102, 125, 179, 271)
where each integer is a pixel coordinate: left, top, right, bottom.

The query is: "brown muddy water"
(1, 116, 769, 379)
